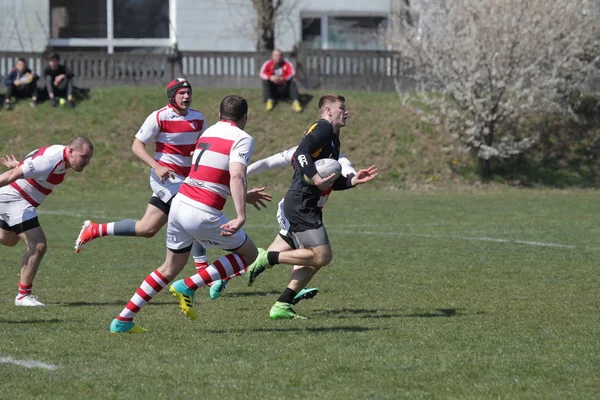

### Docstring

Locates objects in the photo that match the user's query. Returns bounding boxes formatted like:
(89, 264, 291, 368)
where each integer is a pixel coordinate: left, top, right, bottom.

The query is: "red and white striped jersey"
(178, 121, 255, 211)
(9, 145, 68, 207)
(135, 104, 206, 177)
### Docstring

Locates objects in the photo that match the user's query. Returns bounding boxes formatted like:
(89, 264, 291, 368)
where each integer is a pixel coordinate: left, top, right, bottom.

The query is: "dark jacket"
(43, 65, 74, 81)
(4, 67, 38, 87)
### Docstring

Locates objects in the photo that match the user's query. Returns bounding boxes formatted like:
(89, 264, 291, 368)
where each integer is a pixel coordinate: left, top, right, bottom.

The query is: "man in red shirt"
(259, 49, 303, 112)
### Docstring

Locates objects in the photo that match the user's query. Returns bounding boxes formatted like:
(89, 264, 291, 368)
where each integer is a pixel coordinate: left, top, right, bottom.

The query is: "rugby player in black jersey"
(247, 94, 378, 319)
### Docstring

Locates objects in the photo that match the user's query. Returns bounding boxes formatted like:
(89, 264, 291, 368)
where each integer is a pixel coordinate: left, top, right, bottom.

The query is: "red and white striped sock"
(97, 223, 115, 236)
(116, 269, 169, 322)
(194, 259, 209, 273)
(17, 282, 32, 300)
(184, 254, 247, 290)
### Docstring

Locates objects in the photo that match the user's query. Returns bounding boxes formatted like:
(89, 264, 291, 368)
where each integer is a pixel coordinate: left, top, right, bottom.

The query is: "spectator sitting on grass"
(259, 49, 302, 113)
(44, 53, 75, 108)
(3, 58, 39, 110)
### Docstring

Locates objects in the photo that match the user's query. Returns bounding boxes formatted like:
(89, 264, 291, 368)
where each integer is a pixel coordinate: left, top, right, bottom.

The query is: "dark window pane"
(114, 0, 170, 39)
(50, 0, 107, 38)
(302, 17, 321, 46)
(329, 16, 387, 50)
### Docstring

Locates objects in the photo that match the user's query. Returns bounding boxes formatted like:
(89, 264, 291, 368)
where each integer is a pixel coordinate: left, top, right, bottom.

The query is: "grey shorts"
(276, 199, 329, 249)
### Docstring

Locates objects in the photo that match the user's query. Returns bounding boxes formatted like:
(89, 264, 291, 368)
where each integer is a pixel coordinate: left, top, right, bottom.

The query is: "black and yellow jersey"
(285, 119, 352, 214)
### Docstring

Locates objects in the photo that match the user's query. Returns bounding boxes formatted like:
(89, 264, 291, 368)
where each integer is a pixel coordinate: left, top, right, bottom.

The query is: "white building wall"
(0, 0, 49, 52)
(177, 0, 392, 52)
(278, 0, 391, 51)
(176, 0, 257, 52)
(0, 0, 394, 53)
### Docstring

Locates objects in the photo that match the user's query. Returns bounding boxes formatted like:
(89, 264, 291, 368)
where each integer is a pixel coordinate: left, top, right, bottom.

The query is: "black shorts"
(0, 216, 40, 234)
(281, 194, 329, 248)
(148, 195, 173, 215)
(282, 192, 323, 233)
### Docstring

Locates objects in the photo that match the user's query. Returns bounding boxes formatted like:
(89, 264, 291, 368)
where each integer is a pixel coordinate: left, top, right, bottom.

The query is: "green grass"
(1, 87, 599, 398)
(0, 86, 453, 189)
(1, 186, 599, 399)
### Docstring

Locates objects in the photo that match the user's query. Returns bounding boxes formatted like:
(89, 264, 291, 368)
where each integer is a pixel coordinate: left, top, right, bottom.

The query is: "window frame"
(49, 0, 176, 53)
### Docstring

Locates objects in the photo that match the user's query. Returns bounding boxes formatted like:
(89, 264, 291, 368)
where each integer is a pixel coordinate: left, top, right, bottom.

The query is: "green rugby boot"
(269, 301, 307, 320)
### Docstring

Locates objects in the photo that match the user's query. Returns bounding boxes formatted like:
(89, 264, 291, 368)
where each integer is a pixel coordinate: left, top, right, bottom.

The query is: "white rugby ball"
(304, 158, 342, 185)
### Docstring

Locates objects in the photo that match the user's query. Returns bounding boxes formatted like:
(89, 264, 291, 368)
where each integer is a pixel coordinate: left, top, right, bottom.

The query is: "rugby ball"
(304, 158, 342, 185)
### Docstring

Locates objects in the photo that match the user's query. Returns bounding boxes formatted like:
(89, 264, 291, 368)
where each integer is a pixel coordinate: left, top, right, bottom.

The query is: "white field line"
(37, 210, 584, 250)
(38, 209, 131, 220)
(37, 210, 447, 228)
(0, 356, 58, 370)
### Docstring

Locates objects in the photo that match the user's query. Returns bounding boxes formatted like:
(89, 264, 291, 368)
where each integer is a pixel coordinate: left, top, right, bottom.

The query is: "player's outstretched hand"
(154, 165, 174, 182)
(246, 186, 273, 210)
(1, 154, 18, 169)
(351, 165, 378, 186)
(220, 217, 245, 237)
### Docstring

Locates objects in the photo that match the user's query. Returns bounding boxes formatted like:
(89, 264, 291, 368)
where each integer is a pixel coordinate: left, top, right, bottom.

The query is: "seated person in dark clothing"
(44, 53, 75, 108)
(3, 58, 39, 110)
(259, 49, 302, 112)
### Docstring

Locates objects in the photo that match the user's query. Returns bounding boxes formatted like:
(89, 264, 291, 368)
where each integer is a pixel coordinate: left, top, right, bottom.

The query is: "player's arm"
(0, 164, 24, 187)
(220, 136, 255, 236)
(230, 164, 247, 216)
(133, 112, 172, 181)
(296, 122, 337, 190)
(332, 165, 379, 191)
(247, 146, 297, 176)
(131, 139, 161, 171)
(330, 152, 358, 191)
(0, 152, 54, 188)
(339, 151, 357, 177)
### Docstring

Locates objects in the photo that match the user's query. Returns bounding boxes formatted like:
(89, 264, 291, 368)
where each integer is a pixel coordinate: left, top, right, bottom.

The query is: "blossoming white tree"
(388, 0, 599, 178)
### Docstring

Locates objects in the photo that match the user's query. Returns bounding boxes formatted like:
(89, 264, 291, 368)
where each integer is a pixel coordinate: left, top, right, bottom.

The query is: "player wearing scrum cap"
(74, 79, 270, 278)
(73, 79, 213, 270)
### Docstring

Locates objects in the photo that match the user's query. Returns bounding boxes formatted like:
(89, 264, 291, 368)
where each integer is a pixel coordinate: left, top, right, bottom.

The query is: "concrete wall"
(177, 0, 392, 52)
(0, 0, 393, 53)
(0, 0, 49, 52)
(176, 0, 256, 52)
(276, 0, 391, 51)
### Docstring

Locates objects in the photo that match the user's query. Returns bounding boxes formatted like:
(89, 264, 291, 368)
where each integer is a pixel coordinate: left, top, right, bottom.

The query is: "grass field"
(0, 86, 450, 190)
(1, 185, 599, 399)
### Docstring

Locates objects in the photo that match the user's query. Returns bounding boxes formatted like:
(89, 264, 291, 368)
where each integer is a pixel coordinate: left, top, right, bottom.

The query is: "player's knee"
(33, 241, 47, 255)
(2, 238, 18, 247)
(313, 251, 332, 267)
(0, 233, 19, 247)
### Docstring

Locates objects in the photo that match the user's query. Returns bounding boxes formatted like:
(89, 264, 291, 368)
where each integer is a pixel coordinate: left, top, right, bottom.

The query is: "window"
(113, 0, 169, 39)
(301, 16, 387, 50)
(328, 16, 386, 50)
(50, 0, 107, 38)
(49, 0, 172, 53)
(301, 18, 322, 49)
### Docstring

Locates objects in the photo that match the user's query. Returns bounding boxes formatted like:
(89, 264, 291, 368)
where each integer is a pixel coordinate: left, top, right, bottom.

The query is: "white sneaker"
(15, 295, 45, 307)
